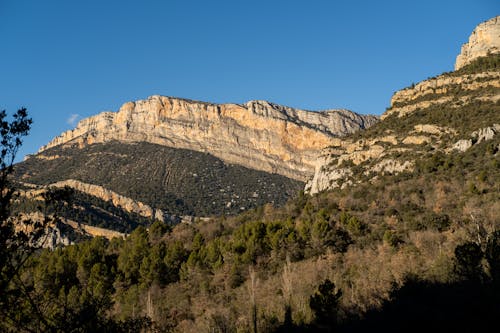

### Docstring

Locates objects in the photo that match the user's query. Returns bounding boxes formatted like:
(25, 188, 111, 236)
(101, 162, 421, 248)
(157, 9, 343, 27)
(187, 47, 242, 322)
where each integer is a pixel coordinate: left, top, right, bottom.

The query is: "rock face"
(455, 16, 500, 70)
(47, 179, 193, 224)
(39, 96, 378, 181)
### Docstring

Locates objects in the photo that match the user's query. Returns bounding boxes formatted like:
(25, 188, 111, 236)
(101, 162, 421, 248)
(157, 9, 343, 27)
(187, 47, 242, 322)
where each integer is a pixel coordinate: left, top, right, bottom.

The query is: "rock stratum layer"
(455, 16, 500, 70)
(39, 97, 377, 181)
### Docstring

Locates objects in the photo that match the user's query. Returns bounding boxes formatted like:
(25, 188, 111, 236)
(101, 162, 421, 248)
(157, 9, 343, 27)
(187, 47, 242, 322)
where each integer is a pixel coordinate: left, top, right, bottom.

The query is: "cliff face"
(49, 179, 164, 221)
(455, 16, 500, 70)
(39, 97, 377, 181)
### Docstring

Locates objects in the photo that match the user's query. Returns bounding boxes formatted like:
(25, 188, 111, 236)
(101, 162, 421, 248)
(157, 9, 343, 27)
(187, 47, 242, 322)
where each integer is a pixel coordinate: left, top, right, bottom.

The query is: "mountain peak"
(455, 15, 500, 70)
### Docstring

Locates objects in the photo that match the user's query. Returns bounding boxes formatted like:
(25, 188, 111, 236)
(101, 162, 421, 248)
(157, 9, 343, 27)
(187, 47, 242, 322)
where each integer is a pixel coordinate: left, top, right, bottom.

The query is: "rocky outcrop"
(451, 124, 500, 152)
(14, 212, 124, 248)
(38, 96, 378, 181)
(455, 16, 500, 70)
(306, 120, 500, 194)
(49, 179, 164, 220)
(382, 16, 500, 120)
(47, 179, 192, 223)
(472, 124, 500, 143)
(382, 72, 500, 119)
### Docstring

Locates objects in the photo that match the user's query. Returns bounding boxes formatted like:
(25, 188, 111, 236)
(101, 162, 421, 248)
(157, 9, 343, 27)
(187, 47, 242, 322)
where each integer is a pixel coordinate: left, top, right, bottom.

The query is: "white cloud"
(67, 113, 80, 126)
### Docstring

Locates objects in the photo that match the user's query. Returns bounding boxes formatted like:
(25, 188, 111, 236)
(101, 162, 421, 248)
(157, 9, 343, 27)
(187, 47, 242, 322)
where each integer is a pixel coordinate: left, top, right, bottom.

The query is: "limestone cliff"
(455, 16, 500, 70)
(38, 97, 377, 181)
(14, 212, 124, 249)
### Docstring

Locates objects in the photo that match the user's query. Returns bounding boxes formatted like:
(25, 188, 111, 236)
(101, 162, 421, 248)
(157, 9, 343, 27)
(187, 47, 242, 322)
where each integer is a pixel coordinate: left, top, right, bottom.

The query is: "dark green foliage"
(409, 212, 451, 232)
(14, 141, 303, 217)
(309, 279, 342, 325)
(344, 277, 500, 333)
(383, 230, 403, 248)
(454, 242, 485, 282)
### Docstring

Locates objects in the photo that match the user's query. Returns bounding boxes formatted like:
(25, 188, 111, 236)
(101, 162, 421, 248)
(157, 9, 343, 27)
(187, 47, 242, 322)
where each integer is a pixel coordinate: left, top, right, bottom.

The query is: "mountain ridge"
(37, 96, 378, 181)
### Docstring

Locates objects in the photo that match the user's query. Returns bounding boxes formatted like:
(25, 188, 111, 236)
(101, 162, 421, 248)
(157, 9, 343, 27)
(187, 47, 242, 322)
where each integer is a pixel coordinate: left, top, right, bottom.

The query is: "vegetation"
(449, 53, 500, 76)
(5, 129, 499, 331)
(12, 188, 153, 233)
(14, 141, 303, 216)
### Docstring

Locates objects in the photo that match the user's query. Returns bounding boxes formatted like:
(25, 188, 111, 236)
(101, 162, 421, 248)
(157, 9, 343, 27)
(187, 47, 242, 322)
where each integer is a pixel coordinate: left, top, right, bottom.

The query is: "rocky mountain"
(37, 97, 377, 181)
(14, 98, 376, 233)
(306, 16, 500, 194)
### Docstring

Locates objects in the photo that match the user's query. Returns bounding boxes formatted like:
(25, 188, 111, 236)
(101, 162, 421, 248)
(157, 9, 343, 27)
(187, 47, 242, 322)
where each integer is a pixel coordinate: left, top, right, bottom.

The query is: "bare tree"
(282, 255, 293, 327)
(248, 265, 258, 333)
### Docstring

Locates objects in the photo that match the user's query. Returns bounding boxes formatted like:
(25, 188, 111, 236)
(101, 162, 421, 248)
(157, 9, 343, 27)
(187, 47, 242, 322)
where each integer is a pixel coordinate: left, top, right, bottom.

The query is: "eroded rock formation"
(455, 16, 500, 70)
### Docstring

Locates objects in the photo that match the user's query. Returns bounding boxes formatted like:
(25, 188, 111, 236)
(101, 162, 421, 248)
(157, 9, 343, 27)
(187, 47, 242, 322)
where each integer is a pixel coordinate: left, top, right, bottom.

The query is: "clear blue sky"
(1, 0, 498, 160)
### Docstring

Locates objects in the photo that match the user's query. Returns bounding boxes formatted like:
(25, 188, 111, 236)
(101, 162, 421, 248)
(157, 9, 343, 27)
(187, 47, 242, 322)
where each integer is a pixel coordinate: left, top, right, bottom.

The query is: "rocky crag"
(455, 16, 500, 70)
(307, 16, 500, 194)
(38, 98, 377, 181)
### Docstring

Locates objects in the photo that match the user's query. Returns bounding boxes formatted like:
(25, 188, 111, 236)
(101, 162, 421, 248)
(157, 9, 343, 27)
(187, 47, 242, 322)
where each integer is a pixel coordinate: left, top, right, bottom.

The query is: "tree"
(0, 108, 41, 330)
(485, 231, 500, 282)
(309, 279, 342, 327)
(454, 242, 485, 282)
(0, 108, 149, 332)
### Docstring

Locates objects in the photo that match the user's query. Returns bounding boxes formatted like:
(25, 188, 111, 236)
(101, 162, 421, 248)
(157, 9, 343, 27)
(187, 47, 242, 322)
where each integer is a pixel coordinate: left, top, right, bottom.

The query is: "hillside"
(15, 141, 303, 217)
(306, 53, 500, 194)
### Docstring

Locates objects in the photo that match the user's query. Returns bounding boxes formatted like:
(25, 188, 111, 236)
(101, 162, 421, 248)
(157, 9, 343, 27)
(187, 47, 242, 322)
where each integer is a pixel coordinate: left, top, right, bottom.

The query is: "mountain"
(14, 98, 376, 233)
(16, 142, 303, 217)
(36, 97, 377, 181)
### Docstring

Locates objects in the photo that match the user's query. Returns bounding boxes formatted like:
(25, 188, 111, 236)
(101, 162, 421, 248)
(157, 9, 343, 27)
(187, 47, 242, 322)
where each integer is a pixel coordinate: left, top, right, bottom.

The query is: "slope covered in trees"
(15, 141, 303, 217)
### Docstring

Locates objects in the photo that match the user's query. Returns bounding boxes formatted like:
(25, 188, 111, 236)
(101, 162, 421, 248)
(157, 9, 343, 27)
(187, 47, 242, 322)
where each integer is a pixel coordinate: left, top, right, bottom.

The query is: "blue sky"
(0, 0, 498, 160)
